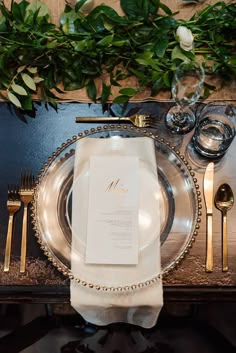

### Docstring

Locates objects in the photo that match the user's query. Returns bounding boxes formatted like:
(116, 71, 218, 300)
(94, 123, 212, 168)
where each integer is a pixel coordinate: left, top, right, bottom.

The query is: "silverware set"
(2, 116, 234, 276)
(203, 163, 234, 272)
(3, 171, 35, 273)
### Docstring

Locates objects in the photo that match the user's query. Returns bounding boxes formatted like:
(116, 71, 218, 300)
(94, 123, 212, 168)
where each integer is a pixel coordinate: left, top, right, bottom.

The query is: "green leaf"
(12, 1, 28, 22)
(11, 82, 28, 96)
(110, 78, 121, 87)
(21, 73, 37, 91)
(75, 0, 90, 12)
(7, 92, 22, 108)
(25, 1, 50, 19)
(151, 77, 163, 96)
(97, 34, 114, 46)
(17, 65, 26, 73)
(21, 95, 33, 110)
(87, 5, 127, 25)
(0, 16, 7, 31)
(120, 0, 144, 17)
(128, 67, 145, 80)
(112, 39, 128, 47)
(86, 79, 97, 101)
(154, 37, 169, 58)
(60, 10, 77, 34)
(171, 46, 190, 62)
(148, 0, 161, 15)
(46, 40, 58, 49)
(135, 58, 160, 70)
(120, 0, 162, 18)
(64, 81, 84, 91)
(159, 2, 173, 15)
(113, 95, 130, 104)
(163, 71, 171, 87)
(101, 83, 111, 105)
(118, 88, 138, 96)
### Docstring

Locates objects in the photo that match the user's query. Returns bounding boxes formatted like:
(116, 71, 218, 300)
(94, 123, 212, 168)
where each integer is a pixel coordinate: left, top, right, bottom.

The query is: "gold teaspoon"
(215, 183, 234, 272)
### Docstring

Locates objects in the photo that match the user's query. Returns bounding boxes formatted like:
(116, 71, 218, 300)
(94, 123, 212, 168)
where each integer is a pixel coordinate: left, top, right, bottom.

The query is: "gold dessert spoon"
(215, 183, 234, 272)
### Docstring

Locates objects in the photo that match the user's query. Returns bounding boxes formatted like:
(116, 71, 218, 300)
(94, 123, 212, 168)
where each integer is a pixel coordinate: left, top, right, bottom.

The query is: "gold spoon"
(215, 183, 234, 272)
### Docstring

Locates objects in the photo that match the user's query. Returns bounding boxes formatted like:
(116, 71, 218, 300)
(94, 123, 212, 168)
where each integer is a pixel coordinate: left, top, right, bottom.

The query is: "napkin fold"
(70, 136, 163, 328)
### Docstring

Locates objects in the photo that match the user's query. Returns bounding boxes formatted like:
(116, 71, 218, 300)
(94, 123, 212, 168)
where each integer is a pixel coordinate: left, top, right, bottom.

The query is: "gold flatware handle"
(206, 214, 213, 272)
(20, 205, 28, 273)
(75, 117, 129, 123)
(222, 213, 228, 272)
(3, 214, 14, 272)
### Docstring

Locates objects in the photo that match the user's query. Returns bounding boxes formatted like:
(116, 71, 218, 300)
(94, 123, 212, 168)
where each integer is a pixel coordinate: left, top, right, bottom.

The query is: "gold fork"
(19, 171, 35, 273)
(4, 185, 21, 272)
(75, 114, 157, 128)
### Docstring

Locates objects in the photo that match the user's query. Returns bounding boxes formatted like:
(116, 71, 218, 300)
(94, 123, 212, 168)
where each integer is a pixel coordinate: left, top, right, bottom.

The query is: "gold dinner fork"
(4, 185, 21, 272)
(75, 114, 158, 128)
(19, 171, 35, 273)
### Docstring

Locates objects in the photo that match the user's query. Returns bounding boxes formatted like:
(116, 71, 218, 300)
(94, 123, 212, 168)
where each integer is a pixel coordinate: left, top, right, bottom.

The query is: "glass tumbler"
(192, 103, 236, 158)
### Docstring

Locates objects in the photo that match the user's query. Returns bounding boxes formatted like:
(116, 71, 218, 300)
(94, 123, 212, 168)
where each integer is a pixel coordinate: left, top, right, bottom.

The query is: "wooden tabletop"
(0, 101, 236, 303)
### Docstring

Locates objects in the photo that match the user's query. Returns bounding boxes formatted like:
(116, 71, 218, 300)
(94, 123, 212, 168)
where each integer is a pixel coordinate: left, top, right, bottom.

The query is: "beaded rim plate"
(31, 125, 202, 292)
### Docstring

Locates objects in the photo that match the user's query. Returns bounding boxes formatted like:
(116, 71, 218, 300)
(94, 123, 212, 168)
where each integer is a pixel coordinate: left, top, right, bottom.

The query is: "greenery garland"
(0, 0, 235, 112)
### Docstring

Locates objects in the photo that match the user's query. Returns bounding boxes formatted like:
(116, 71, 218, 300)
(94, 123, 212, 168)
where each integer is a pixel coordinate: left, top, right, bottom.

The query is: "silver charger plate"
(32, 125, 201, 291)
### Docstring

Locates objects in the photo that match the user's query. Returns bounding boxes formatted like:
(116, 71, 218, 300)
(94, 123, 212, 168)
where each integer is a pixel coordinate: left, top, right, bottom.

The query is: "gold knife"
(204, 162, 214, 272)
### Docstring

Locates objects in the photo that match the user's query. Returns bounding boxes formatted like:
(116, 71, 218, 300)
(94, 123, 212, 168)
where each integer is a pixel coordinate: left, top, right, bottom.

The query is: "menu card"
(86, 156, 139, 265)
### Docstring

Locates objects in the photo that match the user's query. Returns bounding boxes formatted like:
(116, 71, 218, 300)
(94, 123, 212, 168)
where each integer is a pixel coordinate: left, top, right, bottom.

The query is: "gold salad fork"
(4, 185, 21, 272)
(75, 114, 157, 128)
(19, 171, 35, 273)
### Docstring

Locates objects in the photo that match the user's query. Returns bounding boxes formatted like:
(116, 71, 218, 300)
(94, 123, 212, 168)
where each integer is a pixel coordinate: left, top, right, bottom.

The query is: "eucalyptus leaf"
(21, 73, 37, 91)
(7, 92, 22, 108)
(27, 67, 38, 74)
(17, 65, 26, 73)
(11, 82, 28, 96)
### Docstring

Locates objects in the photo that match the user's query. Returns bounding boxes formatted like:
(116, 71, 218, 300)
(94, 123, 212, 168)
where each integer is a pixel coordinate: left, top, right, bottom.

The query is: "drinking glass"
(165, 62, 205, 134)
(192, 103, 236, 158)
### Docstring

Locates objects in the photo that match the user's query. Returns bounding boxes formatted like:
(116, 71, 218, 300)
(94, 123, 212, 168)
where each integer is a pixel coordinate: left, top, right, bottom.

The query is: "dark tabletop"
(1, 101, 236, 303)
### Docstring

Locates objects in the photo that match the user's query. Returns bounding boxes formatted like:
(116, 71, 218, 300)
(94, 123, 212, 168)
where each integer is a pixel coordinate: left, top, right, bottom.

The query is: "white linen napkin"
(70, 136, 163, 329)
